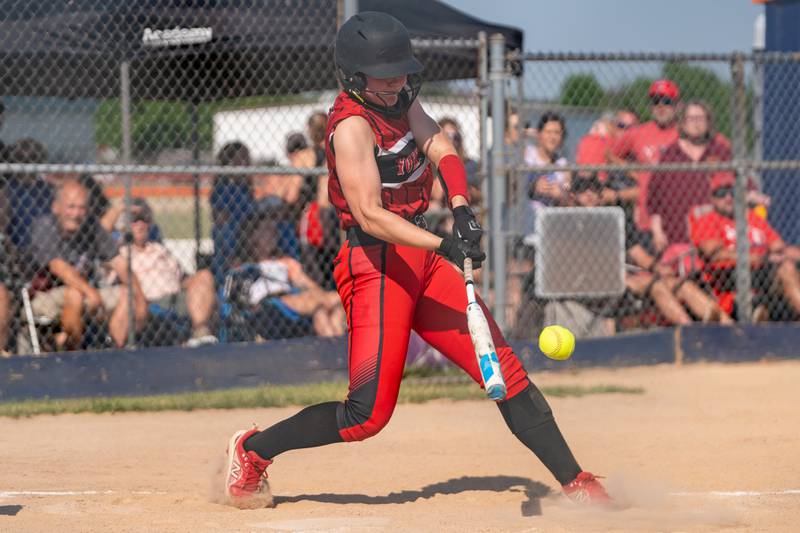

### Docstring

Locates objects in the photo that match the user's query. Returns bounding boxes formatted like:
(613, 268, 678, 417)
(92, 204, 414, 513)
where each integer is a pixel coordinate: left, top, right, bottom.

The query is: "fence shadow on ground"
(273, 475, 551, 516)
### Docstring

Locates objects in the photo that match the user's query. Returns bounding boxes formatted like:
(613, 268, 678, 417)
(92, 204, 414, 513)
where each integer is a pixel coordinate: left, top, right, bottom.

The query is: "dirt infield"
(1, 361, 798, 532)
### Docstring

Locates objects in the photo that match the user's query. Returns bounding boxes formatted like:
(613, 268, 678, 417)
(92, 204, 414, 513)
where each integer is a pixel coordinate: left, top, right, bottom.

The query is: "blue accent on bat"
(479, 352, 499, 382)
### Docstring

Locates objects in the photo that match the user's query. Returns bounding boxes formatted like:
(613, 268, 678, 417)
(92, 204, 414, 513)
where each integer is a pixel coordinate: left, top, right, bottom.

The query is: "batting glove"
(437, 234, 486, 271)
(452, 205, 483, 246)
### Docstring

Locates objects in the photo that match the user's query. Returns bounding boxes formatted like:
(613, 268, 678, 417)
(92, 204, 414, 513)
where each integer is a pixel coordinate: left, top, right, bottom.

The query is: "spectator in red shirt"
(691, 172, 800, 317)
(648, 101, 732, 257)
(611, 79, 681, 230)
(576, 109, 640, 204)
(571, 173, 731, 326)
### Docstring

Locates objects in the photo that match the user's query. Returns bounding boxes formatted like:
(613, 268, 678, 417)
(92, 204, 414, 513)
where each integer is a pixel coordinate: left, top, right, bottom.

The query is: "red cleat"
(562, 471, 613, 505)
(225, 428, 274, 509)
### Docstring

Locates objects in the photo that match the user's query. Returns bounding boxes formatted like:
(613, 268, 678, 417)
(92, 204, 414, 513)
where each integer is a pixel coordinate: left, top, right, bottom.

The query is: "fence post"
(731, 53, 753, 323)
(478, 31, 491, 295)
(489, 33, 507, 331)
(120, 60, 137, 347)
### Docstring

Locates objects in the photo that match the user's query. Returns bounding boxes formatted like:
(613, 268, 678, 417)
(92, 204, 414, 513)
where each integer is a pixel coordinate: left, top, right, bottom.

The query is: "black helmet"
(335, 11, 424, 118)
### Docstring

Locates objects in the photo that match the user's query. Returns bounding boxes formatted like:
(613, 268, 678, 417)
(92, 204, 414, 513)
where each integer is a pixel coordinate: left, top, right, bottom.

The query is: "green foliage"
(0, 381, 643, 418)
(95, 100, 214, 160)
(606, 76, 657, 122)
(94, 93, 321, 161)
(560, 74, 606, 108)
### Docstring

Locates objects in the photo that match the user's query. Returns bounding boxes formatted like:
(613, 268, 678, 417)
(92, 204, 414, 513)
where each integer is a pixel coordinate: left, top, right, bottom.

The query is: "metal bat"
(463, 257, 507, 401)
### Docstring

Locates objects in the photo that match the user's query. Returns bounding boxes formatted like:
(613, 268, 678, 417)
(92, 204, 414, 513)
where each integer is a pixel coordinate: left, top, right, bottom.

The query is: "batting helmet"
(335, 11, 424, 117)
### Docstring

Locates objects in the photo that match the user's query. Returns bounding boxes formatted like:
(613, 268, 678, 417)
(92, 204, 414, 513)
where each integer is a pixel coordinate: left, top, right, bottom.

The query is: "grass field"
(0, 380, 643, 418)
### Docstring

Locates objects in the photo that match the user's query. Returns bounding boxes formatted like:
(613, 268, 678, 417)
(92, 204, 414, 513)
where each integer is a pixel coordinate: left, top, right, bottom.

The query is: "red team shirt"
(690, 210, 780, 270)
(325, 92, 434, 229)
(611, 121, 679, 229)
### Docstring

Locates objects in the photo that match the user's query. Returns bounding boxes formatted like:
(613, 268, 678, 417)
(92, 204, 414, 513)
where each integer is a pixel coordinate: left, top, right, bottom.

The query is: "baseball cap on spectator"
(648, 79, 680, 101)
(571, 172, 603, 193)
(286, 132, 308, 155)
(710, 171, 735, 193)
(131, 197, 154, 223)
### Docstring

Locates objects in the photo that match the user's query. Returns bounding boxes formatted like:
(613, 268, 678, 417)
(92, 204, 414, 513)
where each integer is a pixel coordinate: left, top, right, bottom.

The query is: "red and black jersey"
(325, 92, 433, 230)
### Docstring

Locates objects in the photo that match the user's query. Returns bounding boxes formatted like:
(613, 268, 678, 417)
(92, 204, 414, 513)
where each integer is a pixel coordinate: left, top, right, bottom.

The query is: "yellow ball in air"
(538, 325, 575, 361)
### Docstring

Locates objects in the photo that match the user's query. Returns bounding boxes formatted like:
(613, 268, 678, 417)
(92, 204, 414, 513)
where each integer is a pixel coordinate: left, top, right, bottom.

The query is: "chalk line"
(669, 489, 800, 498)
(0, 490, 166, 499)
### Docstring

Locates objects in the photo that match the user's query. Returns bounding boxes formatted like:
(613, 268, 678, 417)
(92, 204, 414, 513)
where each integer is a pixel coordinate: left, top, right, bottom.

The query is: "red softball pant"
(332, 238, 531, 442)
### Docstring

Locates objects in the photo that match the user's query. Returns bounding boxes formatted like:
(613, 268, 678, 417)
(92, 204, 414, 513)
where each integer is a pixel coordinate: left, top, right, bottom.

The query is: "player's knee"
(339, 397, 394, 441)
(498, 381, 554, 435)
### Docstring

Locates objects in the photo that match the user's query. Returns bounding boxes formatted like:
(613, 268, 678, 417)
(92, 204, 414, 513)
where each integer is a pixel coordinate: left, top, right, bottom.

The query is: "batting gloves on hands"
(437, 234, 486, 271)
(452, 205, 483, 246)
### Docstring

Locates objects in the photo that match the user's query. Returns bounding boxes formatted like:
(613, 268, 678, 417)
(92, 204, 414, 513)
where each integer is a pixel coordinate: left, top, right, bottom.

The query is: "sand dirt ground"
(1, 360, 799, 532)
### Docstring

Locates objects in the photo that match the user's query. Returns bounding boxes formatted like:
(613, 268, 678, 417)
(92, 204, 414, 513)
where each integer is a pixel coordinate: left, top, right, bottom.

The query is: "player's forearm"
(359, 207, 442, 250)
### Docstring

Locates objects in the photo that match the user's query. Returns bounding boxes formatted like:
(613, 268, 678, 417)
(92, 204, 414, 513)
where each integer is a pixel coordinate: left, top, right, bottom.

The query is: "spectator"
(298, 117, 342, 289)
(692, 172, 800, 319)
(307, 110, 328, 166)
(524, 111, 570, 209)
(572, 173, 732, 325)
(648, 101, 732, 257)
(120, 198, 218, 346)
(28, 180, 147, 349)
(611, 79, 683, 230)
(275, 132, 309, 206)
(430, 117, 478, 211)
(5, 138, 54, 249)
(77, 173, 140, 235)
(226, 212, 345, 340)
(210, 142, 257, 287)
(575, 110, 640, 217)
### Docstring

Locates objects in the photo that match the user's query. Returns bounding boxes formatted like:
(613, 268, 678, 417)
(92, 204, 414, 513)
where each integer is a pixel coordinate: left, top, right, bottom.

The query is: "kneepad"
(498, 382, 554, 435)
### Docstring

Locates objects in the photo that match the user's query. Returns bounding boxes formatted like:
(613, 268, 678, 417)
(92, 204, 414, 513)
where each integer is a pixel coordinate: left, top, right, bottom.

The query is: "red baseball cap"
(710, 171, 735, 192)
(648, 79, 680, 100)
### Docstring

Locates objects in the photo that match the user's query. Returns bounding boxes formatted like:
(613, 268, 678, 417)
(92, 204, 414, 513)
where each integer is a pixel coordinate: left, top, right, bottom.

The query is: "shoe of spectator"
(225, 428, 274, 509)
(184, 333, 219, 347)
(562, 471, 613, 506)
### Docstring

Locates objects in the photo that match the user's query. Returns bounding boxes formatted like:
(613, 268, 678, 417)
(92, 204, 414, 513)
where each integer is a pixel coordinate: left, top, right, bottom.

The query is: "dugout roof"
(0, 0, 523, 101)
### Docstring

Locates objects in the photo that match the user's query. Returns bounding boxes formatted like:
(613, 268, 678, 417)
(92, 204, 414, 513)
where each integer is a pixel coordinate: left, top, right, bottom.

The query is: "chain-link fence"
(497, 49, 800, 342)
(0, 2, 492, 355)
(4, 4, 800, 357)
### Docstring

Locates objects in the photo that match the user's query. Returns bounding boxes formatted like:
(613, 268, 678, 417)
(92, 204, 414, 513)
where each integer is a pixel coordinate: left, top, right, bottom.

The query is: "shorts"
(151, 292, 189, 315)
(30, 285, 121, 320)
(253, 297, 312, 339)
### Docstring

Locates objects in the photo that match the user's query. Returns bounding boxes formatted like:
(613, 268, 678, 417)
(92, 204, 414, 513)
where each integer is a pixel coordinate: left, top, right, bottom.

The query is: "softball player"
(224, 11, 610, 508)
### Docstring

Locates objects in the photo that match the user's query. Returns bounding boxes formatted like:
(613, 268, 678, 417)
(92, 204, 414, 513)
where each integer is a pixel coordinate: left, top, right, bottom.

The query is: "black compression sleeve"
(244, 401, 344, 460)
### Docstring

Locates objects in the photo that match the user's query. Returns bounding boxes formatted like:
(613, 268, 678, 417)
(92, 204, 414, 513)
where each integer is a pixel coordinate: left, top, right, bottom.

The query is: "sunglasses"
(616, 121, 633, 130)
(712, 186, 734, 198)
(651, 96, 674, 106)
(573, 182, 603, 193)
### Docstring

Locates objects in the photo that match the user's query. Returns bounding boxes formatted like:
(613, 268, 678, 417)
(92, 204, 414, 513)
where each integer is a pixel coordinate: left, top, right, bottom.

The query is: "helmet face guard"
(335, 12, 424, 118)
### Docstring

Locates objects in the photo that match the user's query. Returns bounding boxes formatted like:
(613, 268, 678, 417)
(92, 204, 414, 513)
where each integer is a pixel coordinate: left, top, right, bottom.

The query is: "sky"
(447, 0, 764, 53)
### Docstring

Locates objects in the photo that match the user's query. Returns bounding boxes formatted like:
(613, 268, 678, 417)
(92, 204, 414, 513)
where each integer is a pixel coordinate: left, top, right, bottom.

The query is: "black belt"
(347, 214, 428, 247)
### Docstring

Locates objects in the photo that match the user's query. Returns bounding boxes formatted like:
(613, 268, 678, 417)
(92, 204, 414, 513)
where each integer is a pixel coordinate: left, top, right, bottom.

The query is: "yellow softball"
(538, 325, 575, 360)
